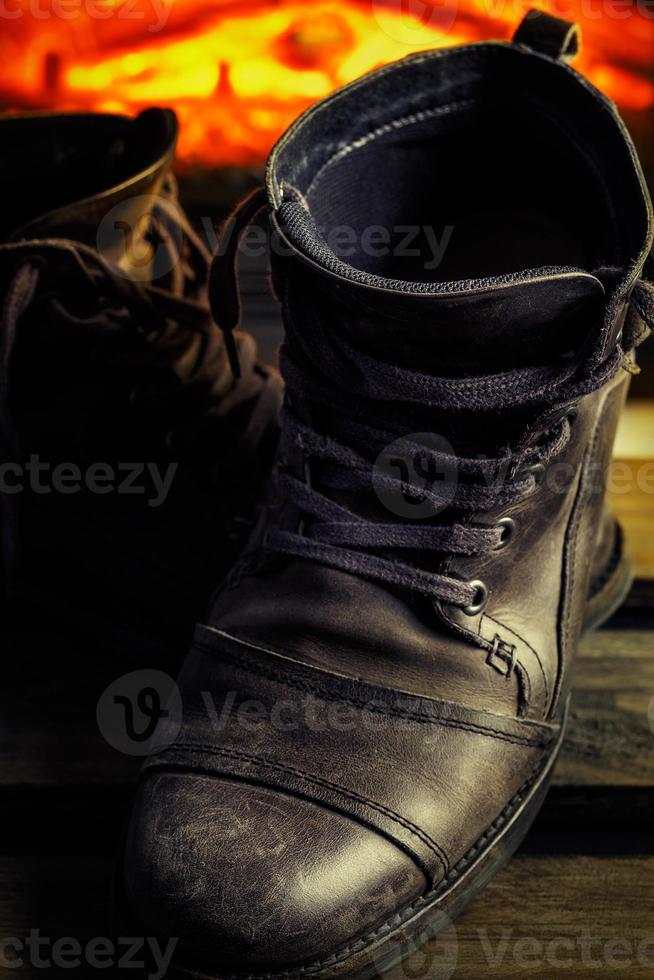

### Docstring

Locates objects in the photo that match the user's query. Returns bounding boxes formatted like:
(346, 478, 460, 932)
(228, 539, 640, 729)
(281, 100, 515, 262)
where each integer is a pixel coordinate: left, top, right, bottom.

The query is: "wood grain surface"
(1, 362, 652, 976)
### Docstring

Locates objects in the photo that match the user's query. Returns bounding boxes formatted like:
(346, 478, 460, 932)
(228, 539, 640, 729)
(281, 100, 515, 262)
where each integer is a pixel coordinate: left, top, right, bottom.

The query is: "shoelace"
(210, 190, 654, 611)
(0, 185, 279, 469)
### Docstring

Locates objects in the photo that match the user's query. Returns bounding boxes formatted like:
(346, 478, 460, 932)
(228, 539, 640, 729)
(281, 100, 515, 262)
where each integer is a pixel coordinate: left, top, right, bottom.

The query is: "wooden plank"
(1, 854, 651, 979)
(2, 623, 651, 789)
(0, 605, 652, 831)
(0, 606, 142, 789)
(0, 854, 116, 941)
(392, 856, 654, 980)
(556, 631, 654, 788)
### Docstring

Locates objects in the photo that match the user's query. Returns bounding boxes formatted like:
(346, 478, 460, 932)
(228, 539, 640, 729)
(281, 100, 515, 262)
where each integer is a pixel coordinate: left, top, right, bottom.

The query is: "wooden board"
(3, 854, 652, 980)
(1, 614, 652, 828)
(1, 373, 652, 974)
(390, 856, 654, 980)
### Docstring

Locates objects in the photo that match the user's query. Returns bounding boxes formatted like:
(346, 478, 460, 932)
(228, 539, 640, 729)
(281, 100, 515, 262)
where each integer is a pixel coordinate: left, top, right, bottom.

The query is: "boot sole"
(151, 722, 564, 980)
(116, 528, 631, 980)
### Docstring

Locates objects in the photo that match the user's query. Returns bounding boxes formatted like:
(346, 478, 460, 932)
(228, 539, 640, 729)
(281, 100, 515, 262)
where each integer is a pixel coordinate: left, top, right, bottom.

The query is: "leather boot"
(0, 109, 282, 657)
(121, 13, 654, 976)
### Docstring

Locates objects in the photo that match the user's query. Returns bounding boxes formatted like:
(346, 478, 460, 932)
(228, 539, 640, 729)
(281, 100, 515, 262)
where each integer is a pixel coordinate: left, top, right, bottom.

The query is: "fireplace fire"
(1, 0, 653, 168)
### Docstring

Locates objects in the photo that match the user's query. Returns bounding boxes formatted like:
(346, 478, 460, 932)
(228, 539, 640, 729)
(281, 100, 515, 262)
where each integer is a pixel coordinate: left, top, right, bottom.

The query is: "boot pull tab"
(209, 186, 270, 380)
(513, 9, 581, 64)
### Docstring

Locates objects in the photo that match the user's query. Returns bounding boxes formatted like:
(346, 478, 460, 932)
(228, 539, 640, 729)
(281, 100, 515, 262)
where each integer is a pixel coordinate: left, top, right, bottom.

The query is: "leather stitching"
(306, 99, 476, 199)
(567, 422, 606, 646)
(514, 660, 532, 719)
(555, 388, 611, 716)
(270, 44, 504, 199)
(189, 756, 550, 980)
(154, 741, 450, 877)
(485, 612, 550, 704)
(195, 637, 554, 748)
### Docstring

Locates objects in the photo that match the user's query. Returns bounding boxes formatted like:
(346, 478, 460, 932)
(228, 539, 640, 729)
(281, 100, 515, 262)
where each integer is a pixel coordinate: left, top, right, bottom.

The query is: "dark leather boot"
(0, 109, 281, 657)
(122, 12, 654, 976)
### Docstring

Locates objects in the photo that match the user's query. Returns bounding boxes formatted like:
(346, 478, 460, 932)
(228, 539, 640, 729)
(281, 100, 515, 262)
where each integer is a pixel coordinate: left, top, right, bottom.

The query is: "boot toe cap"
(122, 772, 427, 974)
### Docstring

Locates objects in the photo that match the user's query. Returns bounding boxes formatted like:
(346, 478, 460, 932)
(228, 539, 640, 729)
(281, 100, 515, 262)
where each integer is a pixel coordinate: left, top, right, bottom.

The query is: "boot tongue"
(276, 202, 606, 373)
(6, 108, 177, 274)
(334, 268, 606, 374)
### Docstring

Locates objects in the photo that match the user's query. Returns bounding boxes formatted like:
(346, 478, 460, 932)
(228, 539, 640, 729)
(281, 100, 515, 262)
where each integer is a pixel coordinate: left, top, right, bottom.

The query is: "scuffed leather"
(125, 628, 554, 971)
(146, 629, 556, 880)
(271, 218, 607, 373)
(8, 109, 177, 269)
(125, 773, 425, 973)
(124, 365, 628, 970)
(513, 10, 581, 64)
(122, 20, 653, 978)
(439, 371, 631, 721)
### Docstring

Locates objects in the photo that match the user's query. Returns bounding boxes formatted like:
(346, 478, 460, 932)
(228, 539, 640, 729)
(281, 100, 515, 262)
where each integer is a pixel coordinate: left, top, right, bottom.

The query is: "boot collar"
(4, 108, 178, 273)
(266, 36, 653, 367)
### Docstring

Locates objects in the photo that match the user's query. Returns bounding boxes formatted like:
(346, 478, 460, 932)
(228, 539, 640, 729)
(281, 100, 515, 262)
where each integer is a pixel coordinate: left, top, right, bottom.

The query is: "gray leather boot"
(0, 109, 281, 656)
(121, 12, 654, 977)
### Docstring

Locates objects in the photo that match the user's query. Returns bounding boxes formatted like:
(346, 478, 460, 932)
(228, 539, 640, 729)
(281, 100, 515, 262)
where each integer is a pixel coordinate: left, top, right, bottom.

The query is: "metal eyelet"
(463, 580, 489, 617)
(495, 517, 516, 550)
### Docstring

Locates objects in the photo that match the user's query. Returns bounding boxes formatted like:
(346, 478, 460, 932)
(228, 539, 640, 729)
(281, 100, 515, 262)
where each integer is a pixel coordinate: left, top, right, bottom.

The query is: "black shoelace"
(0, 183, 279, 470)
(211, 190, 654, 611)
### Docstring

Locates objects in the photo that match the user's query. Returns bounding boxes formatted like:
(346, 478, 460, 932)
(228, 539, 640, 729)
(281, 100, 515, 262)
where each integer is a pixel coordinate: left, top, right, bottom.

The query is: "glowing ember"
(1, 0, 652, 167)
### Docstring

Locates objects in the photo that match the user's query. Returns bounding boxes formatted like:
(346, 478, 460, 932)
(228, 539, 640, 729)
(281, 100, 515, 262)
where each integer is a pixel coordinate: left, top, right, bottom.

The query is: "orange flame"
(1, 0, 652, 166)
